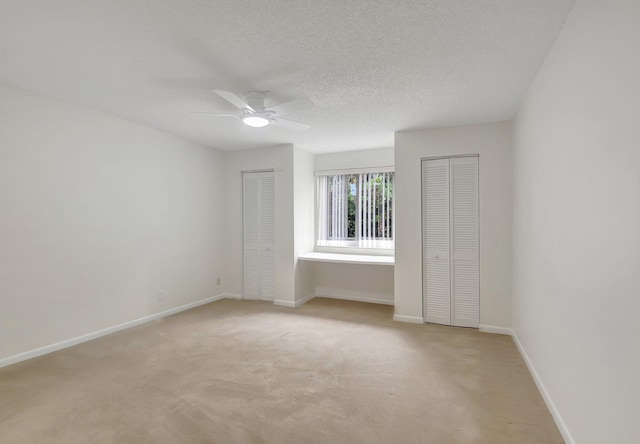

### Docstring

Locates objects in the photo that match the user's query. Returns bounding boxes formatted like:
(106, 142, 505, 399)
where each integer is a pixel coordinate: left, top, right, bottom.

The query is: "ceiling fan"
(193, 90, 312, 131)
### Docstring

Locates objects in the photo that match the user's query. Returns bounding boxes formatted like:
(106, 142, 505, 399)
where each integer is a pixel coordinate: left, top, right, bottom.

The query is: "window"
(317, 171, 394, 249)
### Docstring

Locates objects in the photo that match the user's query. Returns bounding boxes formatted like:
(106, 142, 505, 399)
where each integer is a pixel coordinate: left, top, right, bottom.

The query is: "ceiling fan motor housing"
(245, 91, 269, 112)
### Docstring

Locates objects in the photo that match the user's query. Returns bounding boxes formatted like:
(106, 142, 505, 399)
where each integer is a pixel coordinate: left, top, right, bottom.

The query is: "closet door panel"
(259, 172, 276, 300)
(260, 248, 276, 300)
(260, 173, 276, 247)
(243, 172, 261, 299)
(450, 157, 479, 327)
(243, 249, 261, 299)
(422, 158, 451, 325)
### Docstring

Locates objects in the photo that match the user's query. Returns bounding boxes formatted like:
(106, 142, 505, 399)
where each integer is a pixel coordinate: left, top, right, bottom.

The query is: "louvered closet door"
(450, 157, 479, 327)
(422, 159, 451, 325)
(243, 171, 276, 301)
(259, 172, 275, 300)
(422, 156, 479, 328)
(243, 173, 261, 299)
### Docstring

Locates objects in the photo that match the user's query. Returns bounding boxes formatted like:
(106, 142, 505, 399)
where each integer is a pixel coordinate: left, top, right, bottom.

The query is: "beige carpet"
(0, 298, 563, 443)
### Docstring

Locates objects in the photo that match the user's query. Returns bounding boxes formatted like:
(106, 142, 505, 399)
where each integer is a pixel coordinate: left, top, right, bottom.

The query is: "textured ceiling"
(0, 0, 574, 153)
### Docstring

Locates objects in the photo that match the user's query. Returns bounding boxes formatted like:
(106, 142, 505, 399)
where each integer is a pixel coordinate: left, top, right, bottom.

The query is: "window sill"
(298, 252, 395, 266)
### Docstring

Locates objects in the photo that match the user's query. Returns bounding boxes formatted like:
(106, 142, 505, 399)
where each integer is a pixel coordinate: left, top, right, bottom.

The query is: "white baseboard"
(294, 293, 315, 307)
(512, 332, 574, 444)
(393, 314, 424, 324)
(0, 294, 227, 369)
(479, 324, 514, 336)
(315, 287, 394, 306)
(221, 293, 242, 299)
(273, 299, 296, 308)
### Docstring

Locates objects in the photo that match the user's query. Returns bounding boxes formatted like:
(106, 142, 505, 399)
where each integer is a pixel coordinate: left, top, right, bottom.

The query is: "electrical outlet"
(216, 277, 221, 286)
(158, 292, 166, 302)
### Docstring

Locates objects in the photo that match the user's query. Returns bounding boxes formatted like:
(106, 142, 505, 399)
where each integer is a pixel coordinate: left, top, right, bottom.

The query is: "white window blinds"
(317, 171, 394, 249)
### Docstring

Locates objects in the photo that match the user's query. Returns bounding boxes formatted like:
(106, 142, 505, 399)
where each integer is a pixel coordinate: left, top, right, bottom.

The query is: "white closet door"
(450, 157, 479, 327)
(259, 172, 276, 300)
(422, 158, 451, 325)
(243, 171, 276, 300)
(243, 172, 261, 299)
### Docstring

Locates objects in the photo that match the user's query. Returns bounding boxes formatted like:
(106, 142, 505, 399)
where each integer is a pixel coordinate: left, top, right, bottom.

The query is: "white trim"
(420, 154, 479, 161)
(273, 299, 296, 308)
(315, 287, 394, 305)
(315, 166, 394, 176)
(0, 294, 228, 369)
(220, 293, 242, 299)
(479, 324, 514, 336)
(393, 314, 424, 324)
(299, 252, 394, 265)
(295, 293, 315, 307)
(512, 332, 575, 444)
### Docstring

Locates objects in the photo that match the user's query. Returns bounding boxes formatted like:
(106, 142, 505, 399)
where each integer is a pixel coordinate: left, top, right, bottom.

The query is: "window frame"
(314, 167, 395, 256)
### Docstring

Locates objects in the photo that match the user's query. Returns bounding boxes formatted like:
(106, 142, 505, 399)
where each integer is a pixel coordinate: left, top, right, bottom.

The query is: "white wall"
(222, 145, 296, 305)
(0, 83, 225, 361)
(293, 146, 316, 304)
(512, 1, 640, 442)
(314, 147, 394, 172)
(315, 263, 394, 305)
(313, 147, 395, 304)
(394, 122, 513, 327)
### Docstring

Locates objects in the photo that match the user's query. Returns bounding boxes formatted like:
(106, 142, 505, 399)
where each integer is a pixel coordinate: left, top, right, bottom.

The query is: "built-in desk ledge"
(298, 252, 395, 266)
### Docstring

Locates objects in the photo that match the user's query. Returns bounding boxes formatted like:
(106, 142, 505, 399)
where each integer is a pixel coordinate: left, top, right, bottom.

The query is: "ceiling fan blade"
(189, 112, 239, 117)
(213, 90, 254, 112)
(267, 98, 313, 117)
(271, 118, 310, 131)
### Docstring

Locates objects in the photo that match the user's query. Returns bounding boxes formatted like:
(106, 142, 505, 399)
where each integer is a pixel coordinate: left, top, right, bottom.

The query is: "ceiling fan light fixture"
(242, 115, 270, 128)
